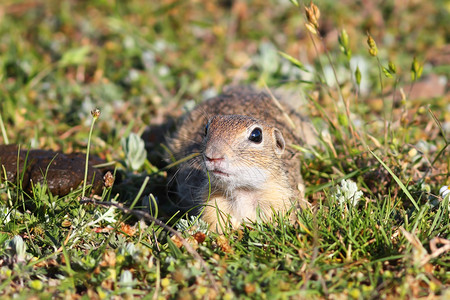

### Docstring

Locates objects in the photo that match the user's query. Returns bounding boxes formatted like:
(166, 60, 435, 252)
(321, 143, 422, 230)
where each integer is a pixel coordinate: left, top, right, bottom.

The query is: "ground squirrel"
(168, 87, 316, 232)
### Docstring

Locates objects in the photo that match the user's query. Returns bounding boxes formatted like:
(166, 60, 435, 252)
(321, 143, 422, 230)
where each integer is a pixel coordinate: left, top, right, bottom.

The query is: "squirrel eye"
(204, 121, 210, 136)
(248, 127, 262, 143)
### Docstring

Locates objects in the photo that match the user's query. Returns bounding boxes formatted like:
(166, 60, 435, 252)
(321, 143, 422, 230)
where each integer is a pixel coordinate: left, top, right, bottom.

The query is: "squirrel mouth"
(210, 169, 229, 177)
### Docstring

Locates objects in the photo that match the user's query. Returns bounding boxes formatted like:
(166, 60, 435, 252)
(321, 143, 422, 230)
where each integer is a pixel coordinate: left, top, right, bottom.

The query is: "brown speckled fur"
(168, 87, 315, 229)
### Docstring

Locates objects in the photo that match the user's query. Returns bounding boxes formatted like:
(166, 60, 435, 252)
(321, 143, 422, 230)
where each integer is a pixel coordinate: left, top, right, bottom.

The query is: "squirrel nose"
(204, 142, 226, 162)
(204, 153, 225, 172)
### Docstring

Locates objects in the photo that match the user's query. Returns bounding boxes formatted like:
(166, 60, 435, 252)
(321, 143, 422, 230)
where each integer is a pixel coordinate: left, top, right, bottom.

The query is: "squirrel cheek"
(236, 166, 269, 187)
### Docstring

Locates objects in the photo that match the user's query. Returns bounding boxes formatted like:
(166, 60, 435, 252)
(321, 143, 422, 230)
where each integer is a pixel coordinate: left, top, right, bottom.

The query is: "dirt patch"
(0, 144, 105, 196)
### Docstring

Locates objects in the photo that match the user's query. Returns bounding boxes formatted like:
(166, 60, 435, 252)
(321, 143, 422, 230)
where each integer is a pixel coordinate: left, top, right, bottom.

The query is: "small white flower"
(157, 65, 170, 77)
(127, 69, 140, 82)
(119, 270, 133, 290)
(142, 50, 155, 69)
(332, 179, 363, 207)
(428, 185, 449, 209)
(439, 185, 449, 199)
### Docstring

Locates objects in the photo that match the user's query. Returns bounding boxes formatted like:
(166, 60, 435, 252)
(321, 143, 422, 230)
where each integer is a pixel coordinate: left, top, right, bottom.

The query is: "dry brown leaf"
(216, 235, 233, 253)
(171, 235, 183, 248)
(244, 283, 256, 294)
(193, 231, 206, 244)
(100, 251, 116, 267)
(120, 223, 136, 236)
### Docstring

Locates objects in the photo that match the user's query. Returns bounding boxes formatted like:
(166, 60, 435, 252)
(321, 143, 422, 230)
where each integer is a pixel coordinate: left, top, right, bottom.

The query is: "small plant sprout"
(8, 235, 28, 263)
(121, 133, 147, 172)
(176, 216, 210, 234)
(331, 179, 363, 208)
(88, 203, 118, 226)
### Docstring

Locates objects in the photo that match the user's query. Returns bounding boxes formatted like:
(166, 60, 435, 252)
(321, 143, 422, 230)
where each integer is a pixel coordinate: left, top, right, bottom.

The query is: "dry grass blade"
(428, 237, 450, 263)
(401, 227, 450, 267)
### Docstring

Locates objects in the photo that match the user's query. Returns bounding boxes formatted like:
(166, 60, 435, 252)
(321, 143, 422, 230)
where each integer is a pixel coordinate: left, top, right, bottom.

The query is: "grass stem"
(82, 109, 99, 199)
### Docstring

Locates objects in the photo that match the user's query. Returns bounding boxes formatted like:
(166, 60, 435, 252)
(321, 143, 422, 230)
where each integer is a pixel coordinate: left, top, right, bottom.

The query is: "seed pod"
(305, 2, 320, 30)
(355, 66, 361, 87)
(366, 33, 378, 57)
(411, 57, 423, 81)
(388, 61, 397, 74)
(338, 29, 351, 58)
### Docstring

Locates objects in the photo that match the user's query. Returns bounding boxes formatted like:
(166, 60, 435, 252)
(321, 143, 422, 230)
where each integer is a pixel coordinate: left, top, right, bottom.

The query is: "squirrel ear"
(273, 128, 285, 156)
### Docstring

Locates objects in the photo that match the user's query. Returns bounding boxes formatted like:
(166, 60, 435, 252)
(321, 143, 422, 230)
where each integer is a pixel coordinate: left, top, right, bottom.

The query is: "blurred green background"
(0, 0, 448, 156)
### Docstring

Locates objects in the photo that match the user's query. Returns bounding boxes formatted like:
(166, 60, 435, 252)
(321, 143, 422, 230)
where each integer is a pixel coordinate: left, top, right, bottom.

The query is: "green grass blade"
(368, 148, 420, 210)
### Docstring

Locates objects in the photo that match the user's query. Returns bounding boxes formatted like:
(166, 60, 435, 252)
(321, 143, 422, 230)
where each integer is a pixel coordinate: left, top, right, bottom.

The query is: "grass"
(0, 0, 449, 298)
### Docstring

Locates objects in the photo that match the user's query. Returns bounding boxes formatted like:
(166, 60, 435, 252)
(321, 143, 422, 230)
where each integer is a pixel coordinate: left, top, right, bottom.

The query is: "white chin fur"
(210, 165, 269, 190)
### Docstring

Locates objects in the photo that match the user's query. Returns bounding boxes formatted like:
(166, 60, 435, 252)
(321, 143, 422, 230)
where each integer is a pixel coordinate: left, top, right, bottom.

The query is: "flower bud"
(103, 171, 115, 188)
(91, 108, 101, 119)
(339, 29, 349, 49)
(411, 57, 423, 81)
(338, 29, 352, 58)
(305, 2, 320, 31)
(355, 66, 361, 86)
(366, 34, 378, 57)
(388, 61, 397, 74)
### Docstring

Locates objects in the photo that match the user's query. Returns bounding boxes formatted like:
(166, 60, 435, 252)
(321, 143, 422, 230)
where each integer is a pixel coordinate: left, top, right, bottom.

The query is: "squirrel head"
(202, 115, 286, 190)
